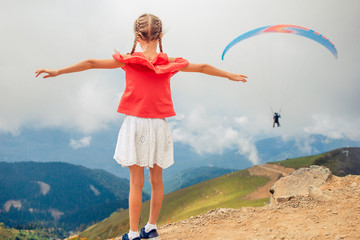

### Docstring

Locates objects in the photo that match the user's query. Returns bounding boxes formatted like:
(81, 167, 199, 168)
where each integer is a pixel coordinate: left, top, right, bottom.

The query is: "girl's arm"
(35, 59, 125, 78)
(176, 62, 247, 82)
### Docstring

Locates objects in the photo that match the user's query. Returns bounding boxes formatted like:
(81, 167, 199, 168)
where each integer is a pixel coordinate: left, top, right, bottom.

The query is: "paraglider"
(273, 112, 281, 128)
(222, 24, 338, 60)
(221, 24, 338, 128)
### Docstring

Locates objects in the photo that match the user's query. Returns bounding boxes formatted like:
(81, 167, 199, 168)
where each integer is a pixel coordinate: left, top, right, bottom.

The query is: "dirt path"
(158, 174, 360, 240)
(246, 164, 294, 200)
(247, 164, 294, 177)
(255, 164, 294, 176)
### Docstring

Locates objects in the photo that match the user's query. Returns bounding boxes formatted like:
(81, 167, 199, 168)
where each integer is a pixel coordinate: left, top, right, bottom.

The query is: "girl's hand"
(35, 69, 59, 78)
(229, 73, 248, 83)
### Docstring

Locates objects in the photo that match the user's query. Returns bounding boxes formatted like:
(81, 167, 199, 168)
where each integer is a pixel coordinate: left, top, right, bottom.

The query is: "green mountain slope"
(80, 169, 269, 240)
(0, 222, 59, 240)
(269, 147, 360, 176)
(162, 166, 235, 194)
(0, 162, 149, 233)
(80, 147, 360, 240)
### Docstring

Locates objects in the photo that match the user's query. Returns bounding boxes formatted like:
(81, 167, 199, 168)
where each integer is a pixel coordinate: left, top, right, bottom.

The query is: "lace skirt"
(113, 115, 174, 169)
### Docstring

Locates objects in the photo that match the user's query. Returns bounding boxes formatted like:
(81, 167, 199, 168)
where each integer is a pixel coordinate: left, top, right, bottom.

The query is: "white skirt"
(113, 115, 174, 169)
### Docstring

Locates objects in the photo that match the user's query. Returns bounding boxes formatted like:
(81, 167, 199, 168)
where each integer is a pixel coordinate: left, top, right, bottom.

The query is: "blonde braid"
(155, 19, 163, 52)
(130, 14, 164, 53)
(130, 20, 140, 55)
(130, 37, 137, 55)
(158, 37, 163, 53)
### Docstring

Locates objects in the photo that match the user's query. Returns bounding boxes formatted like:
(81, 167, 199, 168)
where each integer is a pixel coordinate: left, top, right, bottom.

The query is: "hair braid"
(130, 14, 164, 54)
(130, 38, 137, 55)
(158, 37, 163, 52)
(155, 19, 163, 52)
(130, 20, 140, 55)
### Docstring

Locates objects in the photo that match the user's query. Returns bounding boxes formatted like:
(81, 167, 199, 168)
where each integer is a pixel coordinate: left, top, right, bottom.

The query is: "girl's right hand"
(35, 69, 59, 78)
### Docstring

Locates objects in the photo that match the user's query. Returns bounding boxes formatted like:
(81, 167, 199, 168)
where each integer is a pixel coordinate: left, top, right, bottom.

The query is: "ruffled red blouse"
(113, 52, 189, 118)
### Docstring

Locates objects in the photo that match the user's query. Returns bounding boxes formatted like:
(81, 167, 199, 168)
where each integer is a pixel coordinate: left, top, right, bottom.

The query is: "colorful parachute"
(221, 24, 338, 60)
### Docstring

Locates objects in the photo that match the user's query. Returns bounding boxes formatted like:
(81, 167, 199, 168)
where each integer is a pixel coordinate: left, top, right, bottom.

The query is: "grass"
(79, 169, 269, 240)
(0, 223, 14, 240)
(0, 223, 56, 240)
(268, 153, 326, 169)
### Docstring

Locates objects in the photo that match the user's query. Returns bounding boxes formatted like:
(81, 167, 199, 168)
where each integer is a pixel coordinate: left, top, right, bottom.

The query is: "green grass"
(268, 153, 326, 169)
(80, 169, 269, 240)
(0, 223, 14, 240)
(0, 223, 55, 240)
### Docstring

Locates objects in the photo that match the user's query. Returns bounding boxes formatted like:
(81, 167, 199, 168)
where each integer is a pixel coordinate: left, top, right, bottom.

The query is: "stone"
(309, 185, 332, 201)
(270, 165, 332, 204)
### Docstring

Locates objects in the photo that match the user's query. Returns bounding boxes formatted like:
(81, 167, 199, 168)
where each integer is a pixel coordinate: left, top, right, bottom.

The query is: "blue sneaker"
(140, 227, 160, 240)
(120, 233, 141, 240)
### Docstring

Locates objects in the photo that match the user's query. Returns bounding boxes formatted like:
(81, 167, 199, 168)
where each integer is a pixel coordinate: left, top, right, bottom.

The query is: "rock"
(309, 185, 332, 201)
(270, 165, 332, 204)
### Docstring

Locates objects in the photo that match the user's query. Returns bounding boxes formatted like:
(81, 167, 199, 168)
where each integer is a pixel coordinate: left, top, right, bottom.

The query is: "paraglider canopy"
(221, 24, 338, 60)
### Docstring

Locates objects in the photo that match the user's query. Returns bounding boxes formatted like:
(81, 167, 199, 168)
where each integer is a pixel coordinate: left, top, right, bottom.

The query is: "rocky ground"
(158, 172, 360, 240)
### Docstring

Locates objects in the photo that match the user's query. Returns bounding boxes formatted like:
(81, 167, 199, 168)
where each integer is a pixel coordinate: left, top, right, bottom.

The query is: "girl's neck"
(139, 40, 159, 61)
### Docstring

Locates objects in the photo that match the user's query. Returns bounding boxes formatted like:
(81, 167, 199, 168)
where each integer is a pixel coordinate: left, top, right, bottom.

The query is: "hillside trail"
(158, 169, 360, 240)
(246, 164, 294, 200)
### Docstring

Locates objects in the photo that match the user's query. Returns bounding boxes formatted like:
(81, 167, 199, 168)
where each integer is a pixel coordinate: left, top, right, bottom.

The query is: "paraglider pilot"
(273, 112, 281, 127)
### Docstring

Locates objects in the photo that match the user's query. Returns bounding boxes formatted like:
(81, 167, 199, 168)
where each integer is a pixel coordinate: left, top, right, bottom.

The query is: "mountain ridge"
(1, 127, 359, 181)
(0, 161, 149, 233)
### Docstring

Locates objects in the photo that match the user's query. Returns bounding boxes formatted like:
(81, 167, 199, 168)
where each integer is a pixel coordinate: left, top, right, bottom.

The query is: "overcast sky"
(1, 0, 359, 164)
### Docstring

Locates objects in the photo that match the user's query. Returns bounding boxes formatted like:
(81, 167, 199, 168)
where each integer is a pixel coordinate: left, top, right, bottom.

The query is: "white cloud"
(304, 114, 360, 141)
(235, 117, 249, 126)
(170, 105, 260, 164)
(235, 137, 260, 165)
(69, 136, 92, 150)
(294, 136, 316, 156)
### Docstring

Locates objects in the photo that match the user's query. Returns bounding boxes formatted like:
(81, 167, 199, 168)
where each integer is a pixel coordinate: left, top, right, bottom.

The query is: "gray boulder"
(269, 165, 332, 204)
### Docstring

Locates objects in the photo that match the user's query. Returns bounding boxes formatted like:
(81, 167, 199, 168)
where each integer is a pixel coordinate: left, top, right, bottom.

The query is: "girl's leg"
(129, 165, 145, 232)
(148, 164, 163, 224)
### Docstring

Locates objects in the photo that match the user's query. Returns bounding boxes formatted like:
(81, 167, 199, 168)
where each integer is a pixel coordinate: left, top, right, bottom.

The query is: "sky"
(1, 0, 360, 164)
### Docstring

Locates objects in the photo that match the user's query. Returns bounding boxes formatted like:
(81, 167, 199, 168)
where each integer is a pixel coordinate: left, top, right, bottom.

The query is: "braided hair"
(130, 13, 163, 55)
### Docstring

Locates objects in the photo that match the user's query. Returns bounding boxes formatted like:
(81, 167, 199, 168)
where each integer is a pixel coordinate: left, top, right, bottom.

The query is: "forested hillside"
(0, 162, 149, 233)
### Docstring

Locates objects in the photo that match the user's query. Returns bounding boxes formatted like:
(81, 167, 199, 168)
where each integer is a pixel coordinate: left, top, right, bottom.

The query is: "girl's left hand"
(229, 74, 248, 82)
(35, 69, 59, 78)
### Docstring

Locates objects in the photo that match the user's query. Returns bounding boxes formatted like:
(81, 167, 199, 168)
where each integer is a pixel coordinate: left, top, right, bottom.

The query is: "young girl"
(35, 13, 247, 240)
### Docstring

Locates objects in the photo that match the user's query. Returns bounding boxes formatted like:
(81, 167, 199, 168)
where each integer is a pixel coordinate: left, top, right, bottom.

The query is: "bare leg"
(128, 165, 145, 232)
(148, 164, 163, 224)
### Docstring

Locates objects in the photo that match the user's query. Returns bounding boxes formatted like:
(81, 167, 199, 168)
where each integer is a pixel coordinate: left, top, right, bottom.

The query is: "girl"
(35, 13, 247, 240)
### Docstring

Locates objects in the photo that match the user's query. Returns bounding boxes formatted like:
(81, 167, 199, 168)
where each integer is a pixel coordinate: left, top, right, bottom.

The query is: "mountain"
(0, 162, 149, 233)
(180, 147, 360, 199)
(256, 134, 359, 163)
(313, 147, 360, 176)
(162, 166, 235, 194)
(1, 127, 359, 197)
(79, 167, 272, 240)
(272, 147, 360, 176)
(162, 135, 358, 186)
(156, 170, 360, 239)
(0, 128, 130, 179)
(2, 128, 359, 183)
(78, 147, 360, 239)
(0, 222, 59, 240)
(147, 135, 360, 194)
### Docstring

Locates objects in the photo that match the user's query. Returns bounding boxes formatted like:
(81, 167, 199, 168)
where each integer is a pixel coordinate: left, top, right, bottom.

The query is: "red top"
(112, 52, 189, 118)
